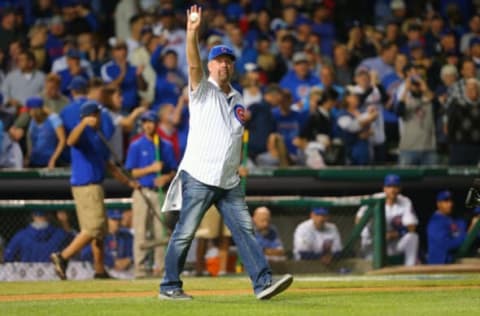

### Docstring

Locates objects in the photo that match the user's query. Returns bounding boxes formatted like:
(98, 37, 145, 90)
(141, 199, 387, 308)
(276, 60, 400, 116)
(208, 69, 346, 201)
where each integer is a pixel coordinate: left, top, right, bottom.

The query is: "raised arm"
(186, 5, 203, 90)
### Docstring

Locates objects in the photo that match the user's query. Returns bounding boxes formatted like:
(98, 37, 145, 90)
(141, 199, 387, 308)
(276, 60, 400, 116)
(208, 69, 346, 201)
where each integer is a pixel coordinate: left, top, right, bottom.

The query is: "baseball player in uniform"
(293, 208, 342, 264)
(356, 174, 419, 266)
(158, 5, 292, 300)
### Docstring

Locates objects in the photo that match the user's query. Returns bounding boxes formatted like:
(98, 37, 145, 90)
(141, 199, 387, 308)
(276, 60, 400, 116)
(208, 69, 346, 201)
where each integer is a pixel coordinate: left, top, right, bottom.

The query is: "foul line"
(1, 285, 480, 302)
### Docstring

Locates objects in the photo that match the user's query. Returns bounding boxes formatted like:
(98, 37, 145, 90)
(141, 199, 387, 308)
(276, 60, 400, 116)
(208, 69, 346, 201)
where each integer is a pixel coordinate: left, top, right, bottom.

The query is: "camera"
(465, 179, 480, 208)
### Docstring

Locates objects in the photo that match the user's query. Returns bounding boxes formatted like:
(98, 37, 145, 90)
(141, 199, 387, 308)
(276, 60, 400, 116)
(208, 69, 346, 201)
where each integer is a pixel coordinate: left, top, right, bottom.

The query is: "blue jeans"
(160, 171, 272, 294)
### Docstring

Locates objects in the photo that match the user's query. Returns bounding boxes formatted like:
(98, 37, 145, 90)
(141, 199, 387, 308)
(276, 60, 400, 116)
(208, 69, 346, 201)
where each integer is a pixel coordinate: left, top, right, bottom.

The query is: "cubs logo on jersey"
(233, 104, 246, 125)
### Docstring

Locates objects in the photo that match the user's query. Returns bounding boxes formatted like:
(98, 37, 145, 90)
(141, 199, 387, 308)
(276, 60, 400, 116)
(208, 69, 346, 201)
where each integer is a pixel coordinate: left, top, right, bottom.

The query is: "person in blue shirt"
(252, 207, 286, 262)
(101, 38, 147, 113)
(4, 211, 71, 263)
(427, 190, 467, 264)
(272, 89, 304, 164)
(279, 52, 321, 103)
(25, 96, 66, 168)
(125, 110, 177, 278)
(56, 49, 91, 97)
(60, 76, 115, 163)
(51, 101, 138, 280)
(81, 209, 134, 272)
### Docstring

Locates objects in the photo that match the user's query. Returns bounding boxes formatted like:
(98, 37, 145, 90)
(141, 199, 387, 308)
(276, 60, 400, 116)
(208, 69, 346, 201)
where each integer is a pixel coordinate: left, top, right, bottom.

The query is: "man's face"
(320, 68, 334, 87)
(163, 52, 178, 70)
(66, 56, 80, 70)
(112, 46, 127, 61)
(208, 55, 234, 84)
(45, 80, 60, 97)
(437, 199, 453, 215)
(311, 213, 327, 230)
(384, 185, 400, 200)
(17, 53, 32, 72)
(465, 81, 479, 101)
(293, 61, 309, 79)
(253, 210, 271, 232)
(29, 108, 43, 121)
(108, 218, 121, 234)
(142, 120, 156, 136)
(462, 61, 476, 79)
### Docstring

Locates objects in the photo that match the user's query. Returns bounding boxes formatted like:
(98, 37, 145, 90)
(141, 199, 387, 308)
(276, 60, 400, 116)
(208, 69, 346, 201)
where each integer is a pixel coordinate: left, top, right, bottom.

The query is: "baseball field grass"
(1, 274, 480, 316)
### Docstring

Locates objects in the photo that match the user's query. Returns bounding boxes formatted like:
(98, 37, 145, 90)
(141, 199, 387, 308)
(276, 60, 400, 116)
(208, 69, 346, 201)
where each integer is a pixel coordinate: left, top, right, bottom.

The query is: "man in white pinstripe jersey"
(158, 5, 293, 300)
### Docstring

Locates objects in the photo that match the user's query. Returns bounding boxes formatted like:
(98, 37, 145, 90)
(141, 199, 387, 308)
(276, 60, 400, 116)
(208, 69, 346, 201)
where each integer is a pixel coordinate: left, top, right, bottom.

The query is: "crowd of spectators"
(0, 0, 479, 169)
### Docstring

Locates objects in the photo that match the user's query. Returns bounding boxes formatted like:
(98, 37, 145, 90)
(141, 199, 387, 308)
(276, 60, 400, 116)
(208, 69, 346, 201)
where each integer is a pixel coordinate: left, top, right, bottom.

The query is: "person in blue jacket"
(4, 211, 71, 263)
(427, 190, 466, 264)
(81, 209, 134, 271)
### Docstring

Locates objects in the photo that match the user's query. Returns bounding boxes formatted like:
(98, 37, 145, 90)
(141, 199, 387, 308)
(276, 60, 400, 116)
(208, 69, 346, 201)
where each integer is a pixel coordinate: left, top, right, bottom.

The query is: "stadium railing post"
(341, 204, 373, 257)
(372, 199, 386, 269)
(456, 217, 480, 258)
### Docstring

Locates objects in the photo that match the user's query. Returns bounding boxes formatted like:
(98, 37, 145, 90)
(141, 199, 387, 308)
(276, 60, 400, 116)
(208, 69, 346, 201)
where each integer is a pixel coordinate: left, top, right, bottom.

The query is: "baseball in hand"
(190, 12, 199, 22)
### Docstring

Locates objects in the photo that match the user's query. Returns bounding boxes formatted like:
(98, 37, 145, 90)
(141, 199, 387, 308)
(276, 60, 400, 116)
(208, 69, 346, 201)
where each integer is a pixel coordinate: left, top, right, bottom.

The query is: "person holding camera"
(396, 65, 436, 165)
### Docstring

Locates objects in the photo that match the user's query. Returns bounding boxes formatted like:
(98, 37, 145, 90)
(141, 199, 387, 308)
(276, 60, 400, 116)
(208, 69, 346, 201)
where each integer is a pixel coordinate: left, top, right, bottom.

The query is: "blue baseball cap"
(474, 206, 480, 215)
(66, 48, 82, 59)
(80, 101, 101, 117)
(208, 45, 236, 62)
(384, 174, 401, 187)
(436, 190, 453, 202)
(67, 76, 88, 91)
(312, 207, 329, 216)
(140, 110, 158, 122)
(408, 40, 424, 50)
(32, 210, 46, 217)
(26, 96, 44, 109)
(107, 209, 122, 220)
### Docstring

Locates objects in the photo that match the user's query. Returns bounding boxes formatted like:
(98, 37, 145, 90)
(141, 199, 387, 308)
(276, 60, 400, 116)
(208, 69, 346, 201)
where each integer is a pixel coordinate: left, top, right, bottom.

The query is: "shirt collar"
(208, 77, 238, 98)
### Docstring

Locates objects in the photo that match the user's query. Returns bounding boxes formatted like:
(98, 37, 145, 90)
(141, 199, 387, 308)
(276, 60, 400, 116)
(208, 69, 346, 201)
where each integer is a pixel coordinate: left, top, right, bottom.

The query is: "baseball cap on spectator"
(66, 49, 81, 59)
(244, 62, 259, 72)
(270, 18, 288, 32)
(436, 190, 453, 202)
(264, 84, 283, 95)
(408, 40, 424, 50)
(292, 51, 308, 64)
(49, 15, 63, 27)
(355, 66, 370, 76)
(295, 16, 312, 27)
(390, 0, 406, 10)
(26, 96, 44, 109)
(161, 48, 177, 58)
(312, 207, 329, 216)
(384, 174, 401, 186)
(225, 3, 244, 21)
(473, 206, 480, 215)
(80, 101, 101, 117)
(108, 37, 127, 50)
(32, 210, 47, 217)
(140, 110, 158, 122)
(208, 45, 236, 61)
(68, 76, 88, 91)
(469, 37, 480, 48)
(107, 209, 123, 220)
(345, 85, 363, 96)
(207, 35, 223, 46)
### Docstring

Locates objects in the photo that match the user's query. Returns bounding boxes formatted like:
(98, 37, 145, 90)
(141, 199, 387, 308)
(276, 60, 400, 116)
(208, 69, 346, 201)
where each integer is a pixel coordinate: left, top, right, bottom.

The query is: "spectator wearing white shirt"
(355, 174, 419, 266)
(293, 207, 342, 264)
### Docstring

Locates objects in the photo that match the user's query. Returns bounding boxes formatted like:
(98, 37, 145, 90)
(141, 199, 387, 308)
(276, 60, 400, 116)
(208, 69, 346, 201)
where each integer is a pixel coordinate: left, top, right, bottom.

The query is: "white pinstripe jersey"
(179, 76, 245, 189)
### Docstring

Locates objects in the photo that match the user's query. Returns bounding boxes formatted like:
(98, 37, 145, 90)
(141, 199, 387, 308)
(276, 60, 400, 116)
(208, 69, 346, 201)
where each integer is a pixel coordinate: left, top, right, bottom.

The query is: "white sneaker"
(256, 274, 293, 300)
